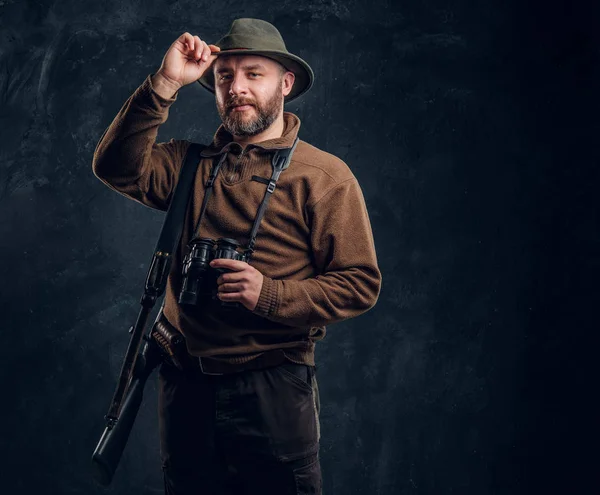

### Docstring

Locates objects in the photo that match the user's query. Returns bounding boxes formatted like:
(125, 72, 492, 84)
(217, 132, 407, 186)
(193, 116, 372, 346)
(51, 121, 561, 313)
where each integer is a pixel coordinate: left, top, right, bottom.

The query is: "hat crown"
(217, 18, 288, 52)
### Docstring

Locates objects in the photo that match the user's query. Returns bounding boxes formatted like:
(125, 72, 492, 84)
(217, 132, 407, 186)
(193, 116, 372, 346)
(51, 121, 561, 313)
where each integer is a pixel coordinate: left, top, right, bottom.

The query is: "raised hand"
(152, 32, 220, 98)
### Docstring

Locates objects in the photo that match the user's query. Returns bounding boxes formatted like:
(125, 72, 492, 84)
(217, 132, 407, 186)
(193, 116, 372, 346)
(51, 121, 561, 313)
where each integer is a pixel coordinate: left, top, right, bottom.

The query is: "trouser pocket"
(249, 363, 320, 461)
(275, 362, 321, 442)
(275, 362, 314, 393)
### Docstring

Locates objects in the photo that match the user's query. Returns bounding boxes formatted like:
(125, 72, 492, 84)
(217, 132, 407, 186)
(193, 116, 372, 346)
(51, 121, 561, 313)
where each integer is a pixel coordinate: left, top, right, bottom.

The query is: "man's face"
(213, 54, 294, 137)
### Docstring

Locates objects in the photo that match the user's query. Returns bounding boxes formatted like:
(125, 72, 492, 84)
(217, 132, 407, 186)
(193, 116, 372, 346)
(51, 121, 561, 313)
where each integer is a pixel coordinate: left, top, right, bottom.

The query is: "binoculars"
(178, 237, 248, 309)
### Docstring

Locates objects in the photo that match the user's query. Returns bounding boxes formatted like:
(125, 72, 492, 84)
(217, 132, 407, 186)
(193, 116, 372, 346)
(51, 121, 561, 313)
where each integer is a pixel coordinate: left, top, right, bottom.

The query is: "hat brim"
(197, 49, 314, 103)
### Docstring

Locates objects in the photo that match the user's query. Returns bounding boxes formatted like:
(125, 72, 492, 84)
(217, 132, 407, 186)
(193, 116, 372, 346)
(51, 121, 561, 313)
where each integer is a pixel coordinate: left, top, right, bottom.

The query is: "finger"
(216, 272, 246, 285)
(194, 36, 202, 61)
(210, 259, 248, 271)
(201, 41, 212, 62)
(181, 32, 194, 52)
(218, 282, 246, 293)
(179, 33, 194, 56)
(217, 291, 240, 301)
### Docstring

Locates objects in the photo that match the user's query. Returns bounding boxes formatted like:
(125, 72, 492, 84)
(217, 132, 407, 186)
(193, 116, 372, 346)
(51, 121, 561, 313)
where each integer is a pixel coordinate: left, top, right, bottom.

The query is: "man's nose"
(229, 74, 248, 96)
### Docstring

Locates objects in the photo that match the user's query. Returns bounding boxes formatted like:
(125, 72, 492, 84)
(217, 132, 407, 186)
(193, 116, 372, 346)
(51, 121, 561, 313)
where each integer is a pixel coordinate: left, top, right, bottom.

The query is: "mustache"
(227, 98, 256, 109)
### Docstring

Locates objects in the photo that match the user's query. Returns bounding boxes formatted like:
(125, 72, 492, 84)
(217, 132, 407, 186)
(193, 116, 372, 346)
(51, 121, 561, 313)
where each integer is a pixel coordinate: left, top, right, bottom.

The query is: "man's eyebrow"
(215, 64, 268, 74)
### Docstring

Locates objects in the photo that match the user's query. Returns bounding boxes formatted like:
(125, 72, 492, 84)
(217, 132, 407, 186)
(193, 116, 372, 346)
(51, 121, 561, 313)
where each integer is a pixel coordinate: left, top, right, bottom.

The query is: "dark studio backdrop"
(0, 0, 597, 493)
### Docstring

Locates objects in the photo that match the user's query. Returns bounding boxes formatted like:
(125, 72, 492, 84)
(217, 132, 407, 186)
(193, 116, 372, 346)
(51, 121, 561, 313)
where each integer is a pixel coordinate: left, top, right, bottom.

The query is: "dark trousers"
(158, 359, 322, 494)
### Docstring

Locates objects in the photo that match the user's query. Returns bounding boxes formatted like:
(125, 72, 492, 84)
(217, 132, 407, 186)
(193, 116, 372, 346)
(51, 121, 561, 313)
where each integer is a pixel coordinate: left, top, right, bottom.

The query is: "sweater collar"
(199, 111, 301, 157)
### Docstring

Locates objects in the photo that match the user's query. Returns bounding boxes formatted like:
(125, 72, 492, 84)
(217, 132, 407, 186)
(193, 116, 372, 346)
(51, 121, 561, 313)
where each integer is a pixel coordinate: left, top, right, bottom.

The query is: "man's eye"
(249, 73, 260, 77)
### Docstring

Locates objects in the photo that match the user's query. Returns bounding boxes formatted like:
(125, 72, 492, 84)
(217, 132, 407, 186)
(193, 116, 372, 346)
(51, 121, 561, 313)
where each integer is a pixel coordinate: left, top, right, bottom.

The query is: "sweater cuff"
(133, 74, 179, 111)
(253, 276, 280, 318)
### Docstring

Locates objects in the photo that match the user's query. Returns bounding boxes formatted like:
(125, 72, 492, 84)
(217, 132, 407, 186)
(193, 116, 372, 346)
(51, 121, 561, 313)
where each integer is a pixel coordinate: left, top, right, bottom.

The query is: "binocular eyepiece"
(178, 237, 248, 309)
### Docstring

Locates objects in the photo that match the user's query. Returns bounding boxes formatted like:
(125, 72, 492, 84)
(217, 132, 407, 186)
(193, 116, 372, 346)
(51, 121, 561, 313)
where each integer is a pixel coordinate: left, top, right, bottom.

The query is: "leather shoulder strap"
(153, 143, 206, 256)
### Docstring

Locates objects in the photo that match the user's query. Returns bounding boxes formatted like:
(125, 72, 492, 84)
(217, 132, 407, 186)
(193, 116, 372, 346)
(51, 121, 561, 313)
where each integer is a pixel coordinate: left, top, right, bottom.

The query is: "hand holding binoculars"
(178, 237, 248, 310)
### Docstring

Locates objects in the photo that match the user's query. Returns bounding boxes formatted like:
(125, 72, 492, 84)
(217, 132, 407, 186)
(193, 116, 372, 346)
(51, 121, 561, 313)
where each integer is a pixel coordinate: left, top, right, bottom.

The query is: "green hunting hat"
(197, 18, 314, 103)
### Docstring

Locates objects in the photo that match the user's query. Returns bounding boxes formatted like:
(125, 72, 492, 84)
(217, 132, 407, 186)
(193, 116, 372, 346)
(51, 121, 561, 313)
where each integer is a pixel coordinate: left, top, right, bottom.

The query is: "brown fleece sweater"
(92, 74, 381, 366)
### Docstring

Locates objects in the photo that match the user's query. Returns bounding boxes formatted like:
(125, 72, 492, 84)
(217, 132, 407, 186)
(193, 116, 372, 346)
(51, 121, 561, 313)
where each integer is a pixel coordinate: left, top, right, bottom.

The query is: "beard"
(216, 84, 283, 137)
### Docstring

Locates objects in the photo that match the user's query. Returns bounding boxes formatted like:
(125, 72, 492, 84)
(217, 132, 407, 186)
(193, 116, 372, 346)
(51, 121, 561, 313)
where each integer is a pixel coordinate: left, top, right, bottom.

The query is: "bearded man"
(92, 18, 381, 495)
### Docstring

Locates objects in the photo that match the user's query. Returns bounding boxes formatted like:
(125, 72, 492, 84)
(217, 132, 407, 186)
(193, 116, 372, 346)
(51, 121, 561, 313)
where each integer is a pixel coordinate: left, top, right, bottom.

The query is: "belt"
(197, 349, 289, 375)
(153, 315, 291, 375)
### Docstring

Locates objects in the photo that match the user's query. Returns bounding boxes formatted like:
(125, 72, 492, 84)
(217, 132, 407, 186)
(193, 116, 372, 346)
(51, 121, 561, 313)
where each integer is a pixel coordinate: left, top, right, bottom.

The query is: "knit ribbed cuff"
(133, 74, 179, 111)
(253, 276, 280, 318)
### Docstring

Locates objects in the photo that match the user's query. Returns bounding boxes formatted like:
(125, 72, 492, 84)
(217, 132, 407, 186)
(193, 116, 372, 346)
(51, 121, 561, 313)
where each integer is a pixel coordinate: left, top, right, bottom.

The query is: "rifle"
(91, 143, 205, 485)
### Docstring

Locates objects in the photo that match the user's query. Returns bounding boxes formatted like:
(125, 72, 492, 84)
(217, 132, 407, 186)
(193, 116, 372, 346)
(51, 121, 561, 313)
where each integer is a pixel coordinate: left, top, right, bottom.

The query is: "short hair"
(276, 61, 287, 77)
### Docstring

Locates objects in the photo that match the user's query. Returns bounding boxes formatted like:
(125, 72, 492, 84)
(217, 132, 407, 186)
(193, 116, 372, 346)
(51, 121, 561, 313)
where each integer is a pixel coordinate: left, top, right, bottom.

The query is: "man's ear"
(282, 71, 296, 97)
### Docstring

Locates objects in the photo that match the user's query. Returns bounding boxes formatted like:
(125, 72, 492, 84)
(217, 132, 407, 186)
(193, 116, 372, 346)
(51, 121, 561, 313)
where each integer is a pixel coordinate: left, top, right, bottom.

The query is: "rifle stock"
(91, 337, 162, 485)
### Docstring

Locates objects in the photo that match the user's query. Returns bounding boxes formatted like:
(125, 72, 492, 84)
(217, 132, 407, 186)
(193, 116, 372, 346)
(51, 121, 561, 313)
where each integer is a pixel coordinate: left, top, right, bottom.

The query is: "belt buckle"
(198, 357, 225, 375)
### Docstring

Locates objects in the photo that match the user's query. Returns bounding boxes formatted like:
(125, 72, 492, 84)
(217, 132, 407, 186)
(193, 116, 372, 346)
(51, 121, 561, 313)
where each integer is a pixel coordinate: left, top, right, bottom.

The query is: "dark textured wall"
(1, 0, 597, 493)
